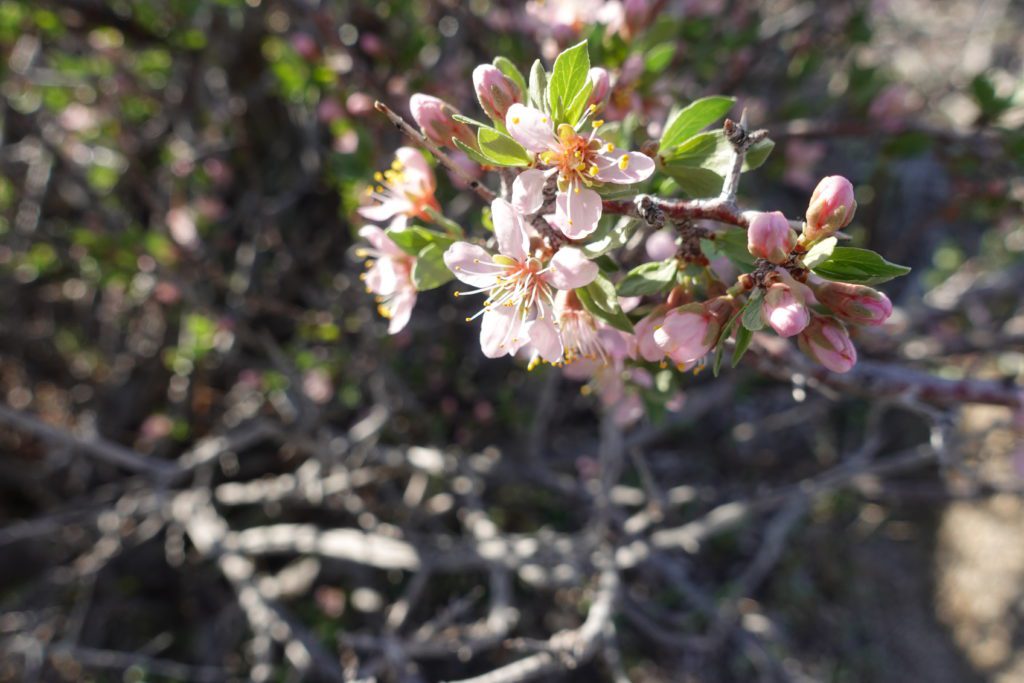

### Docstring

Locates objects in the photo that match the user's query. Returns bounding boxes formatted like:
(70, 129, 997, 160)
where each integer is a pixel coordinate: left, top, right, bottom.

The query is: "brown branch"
(374, 101, 497, 203)
(602, 196, 749, 228)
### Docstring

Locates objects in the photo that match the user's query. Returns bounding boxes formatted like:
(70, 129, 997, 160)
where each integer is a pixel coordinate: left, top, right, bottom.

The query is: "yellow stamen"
(618, 154, 630, 171)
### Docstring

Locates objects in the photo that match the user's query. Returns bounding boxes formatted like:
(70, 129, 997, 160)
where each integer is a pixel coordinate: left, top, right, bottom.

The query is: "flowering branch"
(602, 195, 749, 227)
(374, 101, 497, 203)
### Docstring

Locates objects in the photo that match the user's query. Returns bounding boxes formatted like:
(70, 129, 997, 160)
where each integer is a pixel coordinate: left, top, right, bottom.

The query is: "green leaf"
(528, 59, 548, 112)
(703, 229, 756, 272)
(741, 289, 765, 331)
(659, 96, 735, 151)
(712, 308, 742, 377)
(811, 247, 912, 285)
(644, 42, 677, 73)
(453, 137, 497, 166)
(731, 324, 754, 367)
(663, 130, 774, 175)
(660, 163, 724, 197)
(576, 274, 634, 333)
(493, 56, 527, 99)
(617, 259, 678, 297)
(451, 113, 494, 129)
(385, 225, 453, 257)
(801, 236, 837, 269)
(476, 127, 531, 167)
(582, 217, 636, 258)
(411, 243, 454, 291)
(547, 40, 590, 125)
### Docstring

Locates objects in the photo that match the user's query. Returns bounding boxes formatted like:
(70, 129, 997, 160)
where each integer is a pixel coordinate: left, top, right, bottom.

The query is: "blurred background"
(0, 1, 1022, 681)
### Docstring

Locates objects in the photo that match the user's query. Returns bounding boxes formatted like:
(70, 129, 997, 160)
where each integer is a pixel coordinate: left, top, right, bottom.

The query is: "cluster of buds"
(354, 42, 908, 423)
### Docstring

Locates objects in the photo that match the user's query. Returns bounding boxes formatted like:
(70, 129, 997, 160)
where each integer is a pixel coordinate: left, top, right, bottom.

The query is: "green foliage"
(575, 274, 634, 333)
(617, 259, 678, 297)
(659, 96, 736, 151)
(411, 243, 454, 290)
(810, 247, 911, 285)
(547, 40, 592, 125)
(476, 127, 532, 167)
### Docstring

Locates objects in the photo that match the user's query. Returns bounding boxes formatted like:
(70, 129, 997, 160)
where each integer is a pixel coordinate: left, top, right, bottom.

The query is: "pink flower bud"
(812, 280, 893, 327)
(746, 211, 797, 264)
(645, 230, 677, 261)
(473, 65, 521, 124)
(623, 0, 652, 38)
(761, 283, 809, 338)
(587, 67, 611, 109)
(803, 176, 856, 244)
(653, 303, 720, 366)
(409, 93, 476, 151)
(798, 315, 857, 373)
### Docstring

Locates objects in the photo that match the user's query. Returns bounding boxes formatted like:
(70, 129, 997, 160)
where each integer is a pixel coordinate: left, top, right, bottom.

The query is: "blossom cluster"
(355, 42, 909, 425)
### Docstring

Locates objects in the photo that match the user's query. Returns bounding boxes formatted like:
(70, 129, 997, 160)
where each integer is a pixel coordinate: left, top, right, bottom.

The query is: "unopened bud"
(798, 315, 857, 373)
(761, 283, 809, 337)
(812, 280, 893, 327)
(473, 65, 521, 124)
(746, 211, 797, 264)
(587, 67, 611, 109)
(409, 93, 476, 151)
(803, 176, 856, 245)
(653, 303, 720, 365)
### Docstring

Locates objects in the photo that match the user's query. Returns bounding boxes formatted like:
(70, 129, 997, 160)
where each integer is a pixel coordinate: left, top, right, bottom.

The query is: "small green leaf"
(801, 236, 837, 269)
(663, 130, 774, 176)
(576, 274, 634, 333)
(659, 96, 735, 151)
(547, 40, 590, 125)
(476, 127, 531, 167)
(451, 113, 494, 129)
(411, 243, 454, 291)
(583, 217, 637, 258)
(528, 59, 548, 112)
(644, 42, 676, 73)
(493, 56, 527, 99)
(712, 308, 742, 377)
(660, 163, 724, 198)
(453, 137, 497, 166)
(703, 229, 757, 272)
(731, 324, 754, 367)
(617, 259, 678, 297)
(811, 247, 912, 285)
(741, 289, 765, 331)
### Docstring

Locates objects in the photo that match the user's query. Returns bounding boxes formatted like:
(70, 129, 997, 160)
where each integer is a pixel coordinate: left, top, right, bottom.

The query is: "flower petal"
(386, 290, 416, 334)
(395, 146, 435, 193)
(526, 316, 563, 363)
(443, 242, 499, 288)
(359, 224, 404, 257)
(512, 168, 548, 215)
(365, 257, 401, 296)
(505, 103, 557, 153)
(491, 198, 529, 262)
(551, 186, 602, 239)
(545, 247, 598, 290)
(479, 307, 526, 358)
(594, 150, 656, 184)
(358, 200, 405, 223)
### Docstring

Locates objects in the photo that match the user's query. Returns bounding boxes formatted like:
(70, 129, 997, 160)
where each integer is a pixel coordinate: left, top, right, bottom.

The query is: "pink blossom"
(631, 308, 668, 362)
(804, 175, 857, 244)
(444, 199, 598, 360)
(473, 65, 521, 124)
(812, 280, 893, 327)
(505, 103, 655, 238)
(653, 303, 720, 366)
(761, 283, 810, 337)
(746, 211, 797, 264)
(409, 93, 477, 150)
(359, 147, 439, 230)
(798, 315, 857, 373)
(358, 225, 418, 334)
(587, 67, 611, 110)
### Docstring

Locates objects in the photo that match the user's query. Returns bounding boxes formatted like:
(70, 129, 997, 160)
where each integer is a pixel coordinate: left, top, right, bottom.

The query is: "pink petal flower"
(653, 306, 717, 365)
(761, 283, 809, 337)
(443, 242, 499, 288)
(512, 168, 549, 215)
(526, 316, 564, 362)
(386, 289, 416, 334)
(593, 150, 655, 184)
(632, 311, 666, 362)
(358, 225, 404, 258)
(395, 146, 436, 194)
(491, 198, 529, 262)
(548, 185, 603, 238)
(480, 306, 528, 358)
(505, 103, 557, 153)
(545, 247, 598, 290)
